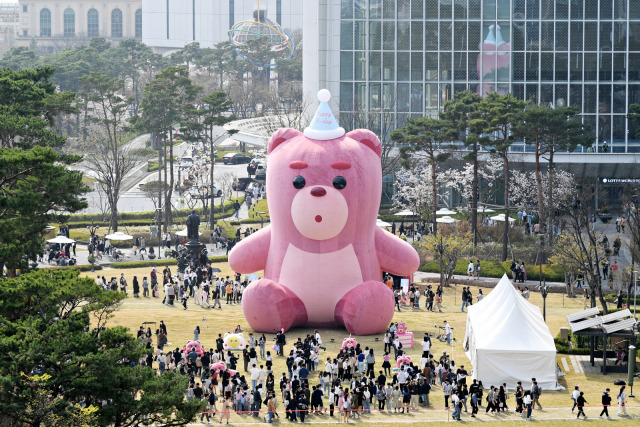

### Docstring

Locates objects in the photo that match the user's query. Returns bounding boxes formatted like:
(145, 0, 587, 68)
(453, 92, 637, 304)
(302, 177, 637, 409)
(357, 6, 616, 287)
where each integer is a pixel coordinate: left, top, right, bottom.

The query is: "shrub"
(111, 255, 228, 269)
(45, 265, 102, 272)
(420, 259, 565, 282)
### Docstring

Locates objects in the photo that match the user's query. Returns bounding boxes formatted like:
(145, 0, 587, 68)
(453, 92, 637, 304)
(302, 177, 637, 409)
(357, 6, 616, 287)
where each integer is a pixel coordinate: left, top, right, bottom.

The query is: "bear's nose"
(311, 187, 326, 197)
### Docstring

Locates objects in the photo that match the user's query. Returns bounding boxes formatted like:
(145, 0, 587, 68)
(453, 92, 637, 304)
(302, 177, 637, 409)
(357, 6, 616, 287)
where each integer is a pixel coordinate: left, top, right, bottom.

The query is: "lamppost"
(258, 211, 267, 228)
(86, 220, 99, 272)
(540, 279, 548, 321)
(633, 271, 638, 321)
(156, 208, 163, 259)
(433, 234, 447, 289)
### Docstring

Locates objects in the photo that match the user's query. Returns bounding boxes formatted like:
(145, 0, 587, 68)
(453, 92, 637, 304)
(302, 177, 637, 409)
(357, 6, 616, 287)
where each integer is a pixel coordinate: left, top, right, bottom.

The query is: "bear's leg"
(242, 278, 308, 333)
(334, 280, 395, 335)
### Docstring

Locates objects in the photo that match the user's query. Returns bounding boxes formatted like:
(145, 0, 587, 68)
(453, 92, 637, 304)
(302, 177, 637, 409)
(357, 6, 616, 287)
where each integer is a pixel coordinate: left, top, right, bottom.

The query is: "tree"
(441, 91, 485, 247)
(0, 269, 204, 426)
(0, 147, 88, 276)
(80, 72, 137, 232)
(480, 93, 527, 261)
(394, 164, 436, 224)
(196, 41, 235, 90)
(189, 90, 237, 229)
(0, 67, 75, 149)
(0, 46, 39, 70)
(136, 67, 201, 231)
(416, 230, 473, 288)
(141, 180, 169, 211)
(552, 186, 610, 313)
(392, 117, 457, 234)
(515, 105, 593, 256)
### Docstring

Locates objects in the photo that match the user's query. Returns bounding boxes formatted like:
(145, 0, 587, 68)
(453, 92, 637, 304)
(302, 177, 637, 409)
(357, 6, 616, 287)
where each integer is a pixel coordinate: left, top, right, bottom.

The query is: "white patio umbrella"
(105, 231, 133, 241)
(376, 219, 392, 228)
(436, 208, 457, 215)
(45, 225, 56, 231)
(46, 235, 75, 244)
(395, 210, 417, 216)
(436, 215, 459, 224)
(479, 206, 496, 213)
(175, 228, 202, 237)
(490, 214, 515, 223)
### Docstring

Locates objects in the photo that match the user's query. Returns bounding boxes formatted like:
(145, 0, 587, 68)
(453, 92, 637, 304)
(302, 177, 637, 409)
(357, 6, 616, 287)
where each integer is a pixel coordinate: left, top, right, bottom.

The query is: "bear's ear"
(346, 129, 382, 158)
(268, 128, 303, 154)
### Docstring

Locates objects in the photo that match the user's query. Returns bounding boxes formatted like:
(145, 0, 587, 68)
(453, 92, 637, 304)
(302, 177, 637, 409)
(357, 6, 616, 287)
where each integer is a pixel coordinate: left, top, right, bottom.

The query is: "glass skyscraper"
(313, 0, 640, 153)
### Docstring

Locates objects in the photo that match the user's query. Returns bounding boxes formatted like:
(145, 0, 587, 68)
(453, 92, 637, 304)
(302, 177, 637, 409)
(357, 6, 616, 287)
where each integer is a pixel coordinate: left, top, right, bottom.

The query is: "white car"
(179, 157, 194, 169)
(189, 185, 222, 198)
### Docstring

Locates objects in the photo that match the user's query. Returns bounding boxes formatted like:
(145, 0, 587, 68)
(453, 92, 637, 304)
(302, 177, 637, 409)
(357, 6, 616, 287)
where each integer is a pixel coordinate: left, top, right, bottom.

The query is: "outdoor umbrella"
(105, 232, 133, 241)
(376, 219, 392, 228)
(436, 215, 459, 224)
(490, 214, 515, 222)
(46, 235, 75, 244)
(395, 210, 417, 216)
(45, 225, 56, 231)
(175, 228, 202, 237)
(479, 206, 496, 213)
(436, 208, 457, 215)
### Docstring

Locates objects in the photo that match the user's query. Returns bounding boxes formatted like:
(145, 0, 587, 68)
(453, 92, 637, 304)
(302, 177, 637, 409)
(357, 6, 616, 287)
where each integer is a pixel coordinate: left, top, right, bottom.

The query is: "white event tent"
(463, 274, 562, 390)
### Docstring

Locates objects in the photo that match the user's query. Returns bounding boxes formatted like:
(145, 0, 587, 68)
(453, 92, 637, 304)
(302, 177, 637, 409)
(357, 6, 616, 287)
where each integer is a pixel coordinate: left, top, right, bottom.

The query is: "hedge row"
(110, 255, 229, 269)
(65, 198, 244, 223)
(554, 331, 591, 355)
(43, 265, 103, 272)
(421, 259, 565, 282)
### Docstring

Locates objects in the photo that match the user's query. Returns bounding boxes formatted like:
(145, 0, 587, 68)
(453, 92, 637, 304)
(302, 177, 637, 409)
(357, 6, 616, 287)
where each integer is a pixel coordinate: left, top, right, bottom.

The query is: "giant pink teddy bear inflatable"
(182, 340, 204, 357)
(229, 89, 419, 335)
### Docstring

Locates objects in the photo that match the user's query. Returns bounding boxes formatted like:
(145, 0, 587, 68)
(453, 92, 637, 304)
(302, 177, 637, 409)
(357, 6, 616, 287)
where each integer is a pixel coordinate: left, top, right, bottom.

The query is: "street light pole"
(86, 220, 99, 272)
(634, 271, 638, 321)
(156, 208, 162, 259)
(258, 211, 266, 228)
(540, 279, 548, 321)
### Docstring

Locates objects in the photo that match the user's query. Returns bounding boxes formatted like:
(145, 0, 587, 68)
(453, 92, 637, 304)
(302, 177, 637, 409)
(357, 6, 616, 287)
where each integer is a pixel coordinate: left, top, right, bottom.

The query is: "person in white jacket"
(617, 385, 628, 416)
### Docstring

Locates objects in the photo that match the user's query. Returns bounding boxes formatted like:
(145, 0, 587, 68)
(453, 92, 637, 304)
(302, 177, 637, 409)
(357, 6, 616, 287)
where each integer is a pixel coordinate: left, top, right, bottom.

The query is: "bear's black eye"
(293, 175, 306, 189)
(333, 176, 347, 190)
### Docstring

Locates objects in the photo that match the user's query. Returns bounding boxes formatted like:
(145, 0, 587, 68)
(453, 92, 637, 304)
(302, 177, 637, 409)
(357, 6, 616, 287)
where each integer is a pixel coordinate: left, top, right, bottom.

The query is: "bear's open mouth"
(315, 215, 323, 223)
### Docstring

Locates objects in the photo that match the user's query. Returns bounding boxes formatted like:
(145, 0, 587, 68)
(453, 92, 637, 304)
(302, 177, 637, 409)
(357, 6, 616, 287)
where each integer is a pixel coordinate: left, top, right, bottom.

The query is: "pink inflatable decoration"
(209, 361, 237, 377)
(396, 355, 411, 369)
(340, 337, 358, 351)
(182, 340, 205, 357)
(229, 90, 420, 335)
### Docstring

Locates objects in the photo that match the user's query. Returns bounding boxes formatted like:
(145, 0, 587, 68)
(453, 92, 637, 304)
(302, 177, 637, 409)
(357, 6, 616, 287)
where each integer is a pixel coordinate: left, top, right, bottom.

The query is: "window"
(23, 5, 27, 13)
(64, 9, 75, 37)
(111, 9, 123, 38)
(135, 9, 142, 38)
(88, 9, 99, 38)
(40, 8, 51, 37)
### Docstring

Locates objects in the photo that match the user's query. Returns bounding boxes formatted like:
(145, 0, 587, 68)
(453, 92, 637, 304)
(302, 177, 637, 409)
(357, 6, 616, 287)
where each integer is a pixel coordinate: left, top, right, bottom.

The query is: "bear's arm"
(374, 226, 420, 276)
(228, 226, 271, 273)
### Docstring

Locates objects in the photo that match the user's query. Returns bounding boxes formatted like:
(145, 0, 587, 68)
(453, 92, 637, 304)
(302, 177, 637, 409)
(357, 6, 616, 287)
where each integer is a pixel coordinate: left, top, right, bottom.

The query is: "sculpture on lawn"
(229, 90, 419, 335)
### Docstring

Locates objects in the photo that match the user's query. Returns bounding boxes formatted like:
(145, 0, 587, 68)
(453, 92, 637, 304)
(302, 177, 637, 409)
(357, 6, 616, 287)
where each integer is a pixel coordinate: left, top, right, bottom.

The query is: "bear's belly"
(278, 243, 363, 324)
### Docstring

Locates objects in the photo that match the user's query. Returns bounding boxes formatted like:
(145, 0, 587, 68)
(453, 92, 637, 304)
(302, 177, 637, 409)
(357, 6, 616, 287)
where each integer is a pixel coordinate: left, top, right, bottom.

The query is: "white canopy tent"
(463, 274, 562, 390)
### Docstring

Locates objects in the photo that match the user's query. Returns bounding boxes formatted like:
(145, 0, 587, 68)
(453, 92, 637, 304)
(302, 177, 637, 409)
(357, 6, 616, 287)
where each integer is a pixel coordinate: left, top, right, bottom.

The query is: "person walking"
(571, 385, 580, 412)
(467, 260, 474, 279)
(600, 388, 612, 419)
(142, 276, 149, 298)
(531, 379, 542, 410)
(523, 390, 533, 420)
(617, 385, 628, 416)
(576, 391, 587, 419)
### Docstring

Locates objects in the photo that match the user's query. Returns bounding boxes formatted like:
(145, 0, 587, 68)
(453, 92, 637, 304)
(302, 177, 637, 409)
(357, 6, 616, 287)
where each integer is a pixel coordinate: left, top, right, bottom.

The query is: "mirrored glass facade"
(337, 0, 640, 153)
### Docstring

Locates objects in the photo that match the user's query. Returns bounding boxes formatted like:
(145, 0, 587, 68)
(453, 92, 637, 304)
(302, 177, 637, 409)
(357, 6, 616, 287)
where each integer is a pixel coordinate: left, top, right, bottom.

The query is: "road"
(76, 129, 250, 214)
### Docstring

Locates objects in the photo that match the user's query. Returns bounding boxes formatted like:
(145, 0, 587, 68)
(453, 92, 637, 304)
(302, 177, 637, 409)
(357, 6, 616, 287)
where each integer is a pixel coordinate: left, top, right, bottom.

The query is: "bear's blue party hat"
(304, 89, 345, 140)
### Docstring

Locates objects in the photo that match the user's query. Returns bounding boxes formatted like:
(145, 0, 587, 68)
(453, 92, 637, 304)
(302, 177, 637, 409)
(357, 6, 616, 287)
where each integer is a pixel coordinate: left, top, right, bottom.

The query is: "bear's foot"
(242, 279, 308, 333)
(334, 280, 395, 335)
